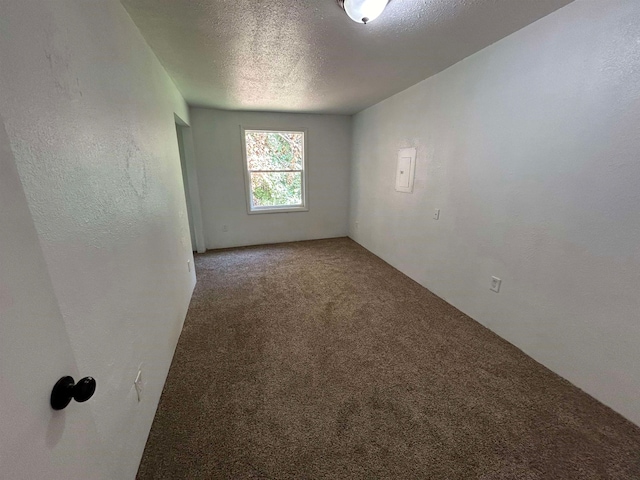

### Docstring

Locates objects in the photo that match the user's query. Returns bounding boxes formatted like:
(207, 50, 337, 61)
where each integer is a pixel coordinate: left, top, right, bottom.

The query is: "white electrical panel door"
(395, 147, 417, 193)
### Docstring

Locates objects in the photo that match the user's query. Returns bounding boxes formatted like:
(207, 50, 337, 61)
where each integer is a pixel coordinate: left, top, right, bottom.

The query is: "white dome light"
(343, 0, 389, 24)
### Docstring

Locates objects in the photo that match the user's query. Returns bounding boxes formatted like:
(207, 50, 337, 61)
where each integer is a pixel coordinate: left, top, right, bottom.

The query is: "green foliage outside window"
(245, 131, 304, 208)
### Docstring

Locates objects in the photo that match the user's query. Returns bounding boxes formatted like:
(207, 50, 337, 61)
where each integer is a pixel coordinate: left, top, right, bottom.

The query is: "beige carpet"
(137, 238, 640, 479)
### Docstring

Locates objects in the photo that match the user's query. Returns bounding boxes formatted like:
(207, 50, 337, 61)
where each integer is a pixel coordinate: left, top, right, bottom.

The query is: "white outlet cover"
(490, 276, 502, 293)
(433, 209, 440, 220)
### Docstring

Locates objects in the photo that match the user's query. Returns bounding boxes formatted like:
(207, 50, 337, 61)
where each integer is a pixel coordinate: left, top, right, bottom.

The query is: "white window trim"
(240, 126, 309, 215)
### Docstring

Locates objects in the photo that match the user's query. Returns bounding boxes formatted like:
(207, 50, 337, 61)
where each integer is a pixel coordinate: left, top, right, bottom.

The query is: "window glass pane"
(250, 172, 302, 207)
(246, 131, 303, 171)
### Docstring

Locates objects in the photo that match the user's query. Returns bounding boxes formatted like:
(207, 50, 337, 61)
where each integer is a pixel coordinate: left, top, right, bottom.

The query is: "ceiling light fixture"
(337, 0, 389, 25)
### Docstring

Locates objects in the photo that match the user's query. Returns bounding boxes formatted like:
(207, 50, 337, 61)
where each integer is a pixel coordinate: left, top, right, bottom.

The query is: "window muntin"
(242, 129, 307, 213)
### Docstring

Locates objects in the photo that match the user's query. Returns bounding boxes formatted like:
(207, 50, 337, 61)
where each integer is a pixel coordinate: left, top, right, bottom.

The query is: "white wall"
(349, 0, 640, 426)
(191, 108, 351, 249)
(0, 0, 195, 477)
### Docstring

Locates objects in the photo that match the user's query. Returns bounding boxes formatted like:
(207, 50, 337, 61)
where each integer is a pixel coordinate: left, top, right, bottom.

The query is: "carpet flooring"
(137, 237, 640, 479)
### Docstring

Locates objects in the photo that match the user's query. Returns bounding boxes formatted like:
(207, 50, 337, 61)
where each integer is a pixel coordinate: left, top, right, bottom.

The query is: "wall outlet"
(433, 209, 440, 220)
(222, 225, 228, 232)
(134, 369, 144, 402)
(187, 259, 191, 272)
(355, 221, 359, 230)
(490, 276, 502, 293)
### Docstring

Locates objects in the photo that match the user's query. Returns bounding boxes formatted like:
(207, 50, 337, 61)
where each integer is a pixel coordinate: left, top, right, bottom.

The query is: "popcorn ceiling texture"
(138, 238, 640, 479)
(121, 0, 573, 114)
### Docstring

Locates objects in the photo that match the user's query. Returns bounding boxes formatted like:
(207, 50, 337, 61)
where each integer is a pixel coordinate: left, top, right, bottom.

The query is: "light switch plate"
(433, 209, 440, 220)
(490, 276, 502, 293)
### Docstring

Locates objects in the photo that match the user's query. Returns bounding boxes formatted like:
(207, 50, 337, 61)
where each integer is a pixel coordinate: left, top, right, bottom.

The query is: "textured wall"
(0, 0, 195, 477)
(349, 0, 640, 425)
(191, 108, 351, 249)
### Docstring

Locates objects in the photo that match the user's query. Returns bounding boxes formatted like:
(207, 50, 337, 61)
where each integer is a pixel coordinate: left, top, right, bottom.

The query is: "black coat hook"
(50, 376, 96, 410)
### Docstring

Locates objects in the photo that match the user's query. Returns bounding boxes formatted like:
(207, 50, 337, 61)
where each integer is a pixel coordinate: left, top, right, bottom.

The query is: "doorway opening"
(175, 122, 197, 252)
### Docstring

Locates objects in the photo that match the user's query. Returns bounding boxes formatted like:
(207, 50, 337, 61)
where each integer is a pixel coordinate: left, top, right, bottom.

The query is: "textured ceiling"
(122, 0, 574, 114)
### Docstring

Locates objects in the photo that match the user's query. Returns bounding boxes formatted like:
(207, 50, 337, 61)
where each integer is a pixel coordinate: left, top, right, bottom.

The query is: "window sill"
(248, 206, 309, 215)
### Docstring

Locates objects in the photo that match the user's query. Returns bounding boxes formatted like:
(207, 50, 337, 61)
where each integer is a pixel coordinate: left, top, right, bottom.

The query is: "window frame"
(240, 126, 309, 215)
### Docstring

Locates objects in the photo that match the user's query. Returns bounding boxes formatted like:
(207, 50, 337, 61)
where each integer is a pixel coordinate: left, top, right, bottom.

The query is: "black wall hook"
(50, 376, 96, 410)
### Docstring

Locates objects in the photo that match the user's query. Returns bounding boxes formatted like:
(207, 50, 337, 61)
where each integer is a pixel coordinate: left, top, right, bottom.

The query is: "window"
(241, 128, 308, 214)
